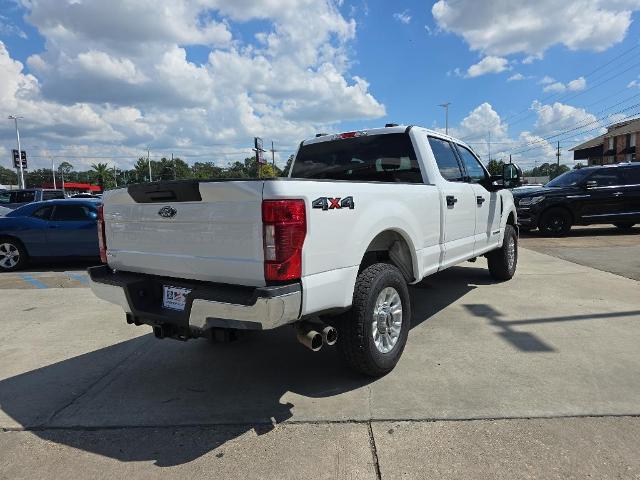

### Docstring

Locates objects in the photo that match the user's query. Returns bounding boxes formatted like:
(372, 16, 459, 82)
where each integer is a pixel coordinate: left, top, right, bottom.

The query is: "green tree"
(91, 163, 112, 190)
(0, 166, 18, 186)
(486, 159, 505, 176)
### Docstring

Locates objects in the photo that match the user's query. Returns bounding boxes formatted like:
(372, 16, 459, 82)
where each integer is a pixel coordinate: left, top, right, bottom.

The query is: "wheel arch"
(358, 228, 419, 283)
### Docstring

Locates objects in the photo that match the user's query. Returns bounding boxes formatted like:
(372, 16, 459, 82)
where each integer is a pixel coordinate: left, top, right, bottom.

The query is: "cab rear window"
(291, 133, 423, 183)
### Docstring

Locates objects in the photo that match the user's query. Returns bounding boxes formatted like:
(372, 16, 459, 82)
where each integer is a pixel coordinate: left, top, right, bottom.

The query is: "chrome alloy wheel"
(0, 242, 20, 270)
(372, 287, 403, 354)
(506, 236, 516, 270)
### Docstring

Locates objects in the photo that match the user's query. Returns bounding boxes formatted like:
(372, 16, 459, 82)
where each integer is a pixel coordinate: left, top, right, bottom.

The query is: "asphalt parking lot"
(1, 235, 639, 479)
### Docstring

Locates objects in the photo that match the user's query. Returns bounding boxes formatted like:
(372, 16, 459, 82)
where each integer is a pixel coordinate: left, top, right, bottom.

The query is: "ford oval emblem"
(158, 206, 177, 218)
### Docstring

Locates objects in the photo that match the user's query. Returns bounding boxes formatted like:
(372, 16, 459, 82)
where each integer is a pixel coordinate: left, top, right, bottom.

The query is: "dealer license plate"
(162, 286, 192, 311)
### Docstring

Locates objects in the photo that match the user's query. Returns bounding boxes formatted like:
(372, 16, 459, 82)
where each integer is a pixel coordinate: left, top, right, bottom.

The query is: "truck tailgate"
(103, 181, 266, 286)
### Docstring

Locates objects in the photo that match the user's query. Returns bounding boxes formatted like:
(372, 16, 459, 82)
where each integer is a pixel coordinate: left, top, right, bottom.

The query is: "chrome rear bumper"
(88, 266, 302, 334)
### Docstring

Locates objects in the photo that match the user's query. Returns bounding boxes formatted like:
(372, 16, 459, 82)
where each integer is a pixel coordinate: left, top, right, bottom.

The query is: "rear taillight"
(262, 200, 306, 282)
(97, 205, 107, 263)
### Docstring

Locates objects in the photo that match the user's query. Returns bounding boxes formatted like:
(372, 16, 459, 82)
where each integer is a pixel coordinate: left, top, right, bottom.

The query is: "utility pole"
(60, 167, 65, 196)
(51, 157, 57, 189)
(147, 147, 152, 183)
(113, 165, 117, 187)
(556, 141, 561, 166)
(172, 153, 176, 180)
(438, 102, 451, 135)
(8, 115, 25, 189)
(270, 141, 277, 167)
(488, 130, 491, 163)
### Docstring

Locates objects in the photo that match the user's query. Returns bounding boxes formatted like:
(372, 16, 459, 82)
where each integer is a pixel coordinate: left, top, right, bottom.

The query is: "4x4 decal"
(312, 196, 355, 211)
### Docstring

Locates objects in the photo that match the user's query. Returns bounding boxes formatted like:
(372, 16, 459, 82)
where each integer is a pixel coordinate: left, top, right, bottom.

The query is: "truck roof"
(301, 125, 470, 149)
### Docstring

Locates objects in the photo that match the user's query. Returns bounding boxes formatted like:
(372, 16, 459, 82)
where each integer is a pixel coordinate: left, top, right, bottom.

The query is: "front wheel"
(487, 224, 518, 281)
(539, 208, 572, 236)
(337, 263, 411, 377)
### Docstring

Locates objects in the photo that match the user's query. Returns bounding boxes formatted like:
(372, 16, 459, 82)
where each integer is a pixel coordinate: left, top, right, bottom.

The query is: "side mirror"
(585, 180, 597, 189)
(502, 163, 522, 189)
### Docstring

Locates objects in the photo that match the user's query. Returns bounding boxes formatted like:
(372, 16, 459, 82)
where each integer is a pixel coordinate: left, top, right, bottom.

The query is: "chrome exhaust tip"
(296, 325, 323, 352)
(321, 325, 338, 346)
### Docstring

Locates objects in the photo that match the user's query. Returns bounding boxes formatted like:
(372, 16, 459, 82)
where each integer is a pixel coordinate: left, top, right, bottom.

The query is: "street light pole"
(51, 157, 57, 189)
(438, 103, 451, 135)
(147, 147, 152, 183)
(8, 115, 25, 189)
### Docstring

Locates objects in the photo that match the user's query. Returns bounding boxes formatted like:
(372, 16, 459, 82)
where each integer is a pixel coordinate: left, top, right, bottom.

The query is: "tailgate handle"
(446, 195, 457, 207)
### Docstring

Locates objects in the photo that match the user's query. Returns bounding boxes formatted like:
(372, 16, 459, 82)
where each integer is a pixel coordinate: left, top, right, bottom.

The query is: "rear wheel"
(337, 263, 410, 377)
(539, 208, 572, 236)
(487, 224, 518, 281)
(613, 223, 635, 230)
(0, 238, 27, 272)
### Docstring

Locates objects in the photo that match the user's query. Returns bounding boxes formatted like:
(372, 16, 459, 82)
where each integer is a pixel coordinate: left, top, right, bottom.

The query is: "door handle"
(48, 225, 60, 229)
(446, 195, 458, 207)
(613, 192, 623, 197)
(476, 196, 486, 205)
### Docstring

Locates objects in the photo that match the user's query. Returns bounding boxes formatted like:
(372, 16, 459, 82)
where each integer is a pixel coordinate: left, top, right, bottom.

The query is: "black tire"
(0, 237, 27, 272)
(613, 223, 635, 230)
(337, 263, 411, 377)
(487, 224, 518, 281)
(539, 208, 572, 236)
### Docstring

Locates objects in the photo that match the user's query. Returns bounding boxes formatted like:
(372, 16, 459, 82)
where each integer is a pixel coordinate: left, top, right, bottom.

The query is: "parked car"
(513, 162, 640, 235)
(0, 199, 101, 271)
(71, 193, 100, 198)
(89, 125, 521, 376)
(0, 188, 66, 210)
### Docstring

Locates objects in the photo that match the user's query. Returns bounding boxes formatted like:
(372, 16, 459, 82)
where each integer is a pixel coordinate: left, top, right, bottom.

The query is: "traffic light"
(12, 149, 27, 169)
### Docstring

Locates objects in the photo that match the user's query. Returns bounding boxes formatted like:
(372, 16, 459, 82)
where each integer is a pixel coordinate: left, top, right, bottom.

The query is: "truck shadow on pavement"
(0, 265, 499, 467)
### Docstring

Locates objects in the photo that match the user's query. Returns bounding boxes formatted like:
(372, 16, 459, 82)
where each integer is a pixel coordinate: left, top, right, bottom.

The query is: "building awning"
(620, 146, 636, 154)
(573, 144, 603, 160)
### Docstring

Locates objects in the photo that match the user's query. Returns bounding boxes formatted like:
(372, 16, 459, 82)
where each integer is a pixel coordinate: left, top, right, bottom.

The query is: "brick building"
(571, 117, 638, 166)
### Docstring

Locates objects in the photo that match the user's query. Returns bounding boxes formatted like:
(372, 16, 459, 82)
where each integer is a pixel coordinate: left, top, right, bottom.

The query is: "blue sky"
(1, 0, 640, 171)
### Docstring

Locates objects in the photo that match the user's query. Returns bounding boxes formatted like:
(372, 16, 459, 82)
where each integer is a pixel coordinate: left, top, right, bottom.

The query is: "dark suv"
(513, 163, 640, 235)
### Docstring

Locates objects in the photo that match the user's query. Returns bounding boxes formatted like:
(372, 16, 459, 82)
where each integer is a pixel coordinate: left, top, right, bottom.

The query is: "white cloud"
(393, 10, 411, 24)
(507, 73, 525, 82)
(432, 0, 640, 57)
(543, 82, 567, 93)
(628, 78, 640, 88)
(444, 100, 601, 169)
(466, 56, 509, 78)
(539, 76, 555, 85)
(0, 1, 385, 170)
(531, 101, 598, 136)
(542, 76, 587, 93)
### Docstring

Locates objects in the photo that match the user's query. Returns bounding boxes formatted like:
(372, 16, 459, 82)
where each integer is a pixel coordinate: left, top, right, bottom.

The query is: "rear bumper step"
(88, 266, 302, 337)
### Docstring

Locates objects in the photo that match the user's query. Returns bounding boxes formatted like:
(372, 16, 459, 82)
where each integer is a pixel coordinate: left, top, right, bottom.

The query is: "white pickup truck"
(89, 125, 521, 376)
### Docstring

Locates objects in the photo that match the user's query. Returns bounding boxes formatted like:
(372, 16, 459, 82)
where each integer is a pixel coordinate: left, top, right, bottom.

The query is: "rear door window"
(291, 133, 423, 183)
(588, 170, 623, 187)
(620, 166, 640, 186)
(15, 191, 36, 203)
(43, 190, 65, 200)
(51, 205, 92, 221)
(428, 137, 465, 182)
(31, 206, 53, 220)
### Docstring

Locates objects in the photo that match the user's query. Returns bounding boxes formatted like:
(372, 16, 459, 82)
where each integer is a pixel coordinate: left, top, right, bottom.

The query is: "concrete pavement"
(1, 247, 639, 478)
(521, 225, 640, 281)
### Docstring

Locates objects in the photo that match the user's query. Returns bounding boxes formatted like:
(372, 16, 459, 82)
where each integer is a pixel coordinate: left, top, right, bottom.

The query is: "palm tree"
(91, 163, 110, 190)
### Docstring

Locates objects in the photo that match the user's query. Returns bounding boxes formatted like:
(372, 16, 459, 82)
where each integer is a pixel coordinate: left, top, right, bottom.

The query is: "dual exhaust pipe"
(296, 322, 337, 352)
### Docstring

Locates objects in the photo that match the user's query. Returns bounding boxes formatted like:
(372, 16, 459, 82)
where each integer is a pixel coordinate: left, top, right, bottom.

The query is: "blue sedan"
(0, 199, 101, 271)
